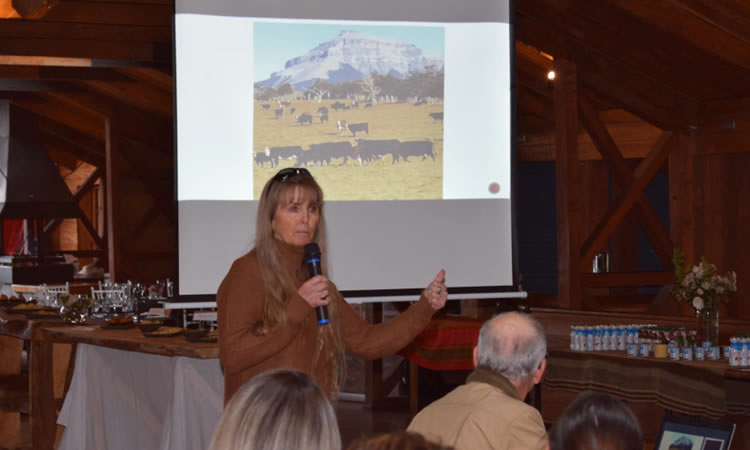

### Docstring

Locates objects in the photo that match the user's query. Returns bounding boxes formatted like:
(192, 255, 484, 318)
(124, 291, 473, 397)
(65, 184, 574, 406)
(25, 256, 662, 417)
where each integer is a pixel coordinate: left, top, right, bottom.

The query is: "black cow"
(296, 113, 313, 125)
(365, 102, 373, 108)
(319, 112, 329, 123)
(356, 139, 400, 165)
(264, 145, 302, 167)
(253, 151, 273, 167)
(347, 122, 369, 137)
(429, 112, 444, 123)
(290, 107, 296, 115)
(303, 142, 355, 167)
(394, 140, 435, 163)
(317, 106, 328, 115)
(274, 108, 283, 119)
(331, 101, 347, 111)
(261, 104, 271, 110)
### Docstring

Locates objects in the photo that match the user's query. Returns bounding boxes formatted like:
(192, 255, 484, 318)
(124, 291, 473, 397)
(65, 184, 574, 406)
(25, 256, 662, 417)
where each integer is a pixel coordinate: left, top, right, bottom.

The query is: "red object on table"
(398, 315, 482, 371)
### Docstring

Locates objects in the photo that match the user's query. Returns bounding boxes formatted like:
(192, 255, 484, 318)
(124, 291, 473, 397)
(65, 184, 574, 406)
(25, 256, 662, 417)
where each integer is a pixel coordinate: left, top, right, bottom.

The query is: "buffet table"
(37, 326, 222, 450)
(544, 348, 750, 419)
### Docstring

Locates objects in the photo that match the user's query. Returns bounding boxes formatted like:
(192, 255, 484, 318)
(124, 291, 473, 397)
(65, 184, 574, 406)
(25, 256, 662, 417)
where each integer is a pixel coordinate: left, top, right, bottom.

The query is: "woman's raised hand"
(423, 269, 447, 310)
(298, 275, 330, 308)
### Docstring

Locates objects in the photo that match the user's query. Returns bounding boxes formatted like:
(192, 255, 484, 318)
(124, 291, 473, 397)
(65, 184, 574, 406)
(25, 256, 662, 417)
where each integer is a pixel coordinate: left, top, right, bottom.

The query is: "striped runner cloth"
(543, 349, 738, 419)
(398, 315, 483, 371)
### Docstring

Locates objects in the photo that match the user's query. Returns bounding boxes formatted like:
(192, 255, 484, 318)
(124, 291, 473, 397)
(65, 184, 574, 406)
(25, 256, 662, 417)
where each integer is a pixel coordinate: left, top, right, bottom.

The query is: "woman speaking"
(217, 168, 447, 403)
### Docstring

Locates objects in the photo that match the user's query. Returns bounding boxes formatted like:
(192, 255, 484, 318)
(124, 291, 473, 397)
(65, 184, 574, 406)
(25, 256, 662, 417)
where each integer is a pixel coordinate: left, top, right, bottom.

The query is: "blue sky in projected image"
(253, 22, 444, 82)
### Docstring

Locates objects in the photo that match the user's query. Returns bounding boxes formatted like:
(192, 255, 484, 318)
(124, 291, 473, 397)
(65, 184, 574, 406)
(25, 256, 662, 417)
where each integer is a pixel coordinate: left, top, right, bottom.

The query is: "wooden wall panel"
(696, 152, 750, 318)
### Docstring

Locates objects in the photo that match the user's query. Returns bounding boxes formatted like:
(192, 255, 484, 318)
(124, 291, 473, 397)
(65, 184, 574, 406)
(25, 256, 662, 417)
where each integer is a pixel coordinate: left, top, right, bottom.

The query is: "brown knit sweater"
(216, 241, 437, 403)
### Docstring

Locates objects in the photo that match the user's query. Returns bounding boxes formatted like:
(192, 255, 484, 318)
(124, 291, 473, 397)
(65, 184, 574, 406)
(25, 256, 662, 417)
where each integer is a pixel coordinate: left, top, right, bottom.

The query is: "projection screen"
(175, 0, 519, 302)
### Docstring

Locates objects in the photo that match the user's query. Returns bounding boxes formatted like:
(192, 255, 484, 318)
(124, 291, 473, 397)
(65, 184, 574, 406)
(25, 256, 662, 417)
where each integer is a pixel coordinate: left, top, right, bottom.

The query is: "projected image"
(657, 432, 705, 450)
(252, 22, 445, 200)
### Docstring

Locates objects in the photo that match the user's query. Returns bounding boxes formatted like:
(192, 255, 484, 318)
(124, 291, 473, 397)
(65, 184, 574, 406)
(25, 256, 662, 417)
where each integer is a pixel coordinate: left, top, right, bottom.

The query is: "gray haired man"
(407, 312, 548, 450)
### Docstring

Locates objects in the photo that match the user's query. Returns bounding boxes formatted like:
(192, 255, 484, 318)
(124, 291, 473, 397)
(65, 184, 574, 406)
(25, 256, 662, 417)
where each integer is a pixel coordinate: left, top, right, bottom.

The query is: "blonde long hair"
(208, 369, 341, 450)
(253, 170, 345, 392)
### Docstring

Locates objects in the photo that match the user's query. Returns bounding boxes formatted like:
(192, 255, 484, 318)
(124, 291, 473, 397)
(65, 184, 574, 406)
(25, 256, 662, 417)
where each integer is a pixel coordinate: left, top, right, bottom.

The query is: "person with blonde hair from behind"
(208, 368, 341, 450)
(547, 391, 643, 450)
(347, 431, 454, 450)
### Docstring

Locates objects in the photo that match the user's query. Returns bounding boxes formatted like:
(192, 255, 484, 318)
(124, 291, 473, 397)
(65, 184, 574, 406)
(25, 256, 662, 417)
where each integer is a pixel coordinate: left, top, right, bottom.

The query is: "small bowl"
(138, 322, 161, 333)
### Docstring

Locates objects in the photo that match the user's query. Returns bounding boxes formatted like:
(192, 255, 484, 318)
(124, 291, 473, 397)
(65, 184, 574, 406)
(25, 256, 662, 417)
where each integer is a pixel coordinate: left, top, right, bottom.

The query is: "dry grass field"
(252, 100, 444, 200)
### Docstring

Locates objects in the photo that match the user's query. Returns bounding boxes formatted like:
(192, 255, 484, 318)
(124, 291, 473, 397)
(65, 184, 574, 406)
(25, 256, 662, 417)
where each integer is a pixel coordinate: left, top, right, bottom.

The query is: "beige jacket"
(407, 366, 547, 450)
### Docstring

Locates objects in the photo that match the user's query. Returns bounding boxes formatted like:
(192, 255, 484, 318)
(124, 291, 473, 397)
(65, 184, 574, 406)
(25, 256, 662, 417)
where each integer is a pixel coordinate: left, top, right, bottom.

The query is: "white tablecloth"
(57, 344, 224, 450)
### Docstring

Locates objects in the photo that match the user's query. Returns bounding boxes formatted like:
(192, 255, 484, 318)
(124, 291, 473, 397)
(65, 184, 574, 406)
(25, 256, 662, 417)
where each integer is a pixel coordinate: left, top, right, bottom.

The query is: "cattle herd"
(254, 99, 442, 169)
(254, 139, 436, 168)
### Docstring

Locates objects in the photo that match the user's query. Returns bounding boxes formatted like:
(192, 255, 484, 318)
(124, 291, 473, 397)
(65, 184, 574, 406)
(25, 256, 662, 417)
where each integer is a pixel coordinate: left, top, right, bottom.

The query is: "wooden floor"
(336, 400, 415, 447)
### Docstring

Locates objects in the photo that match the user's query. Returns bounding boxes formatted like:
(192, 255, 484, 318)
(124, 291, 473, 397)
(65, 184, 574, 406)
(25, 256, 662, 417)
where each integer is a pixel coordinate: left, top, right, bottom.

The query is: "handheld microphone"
(303, 243, 329, 325)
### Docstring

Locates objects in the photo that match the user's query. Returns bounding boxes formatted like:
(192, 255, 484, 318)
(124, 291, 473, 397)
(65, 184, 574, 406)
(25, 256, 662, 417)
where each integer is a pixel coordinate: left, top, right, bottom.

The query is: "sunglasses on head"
(272, 167, 312, 183)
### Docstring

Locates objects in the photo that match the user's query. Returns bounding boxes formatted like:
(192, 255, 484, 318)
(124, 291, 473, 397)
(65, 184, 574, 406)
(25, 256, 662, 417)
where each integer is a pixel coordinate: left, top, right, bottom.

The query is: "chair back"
(46, 282, 70, 296)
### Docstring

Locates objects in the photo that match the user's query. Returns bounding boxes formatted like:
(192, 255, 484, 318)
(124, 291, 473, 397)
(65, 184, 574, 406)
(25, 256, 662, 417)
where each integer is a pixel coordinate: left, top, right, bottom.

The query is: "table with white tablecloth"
(56, 343, 224, 450)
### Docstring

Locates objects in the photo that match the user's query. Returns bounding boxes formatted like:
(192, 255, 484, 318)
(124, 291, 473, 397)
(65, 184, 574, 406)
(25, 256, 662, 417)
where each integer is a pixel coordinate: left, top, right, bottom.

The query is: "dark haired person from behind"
(217, 167, 448, 403)
(547, 391, 643, 450)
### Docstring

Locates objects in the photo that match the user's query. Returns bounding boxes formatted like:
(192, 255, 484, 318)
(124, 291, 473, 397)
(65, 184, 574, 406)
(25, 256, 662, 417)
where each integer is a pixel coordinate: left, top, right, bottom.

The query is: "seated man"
(407, 311, 548, 450)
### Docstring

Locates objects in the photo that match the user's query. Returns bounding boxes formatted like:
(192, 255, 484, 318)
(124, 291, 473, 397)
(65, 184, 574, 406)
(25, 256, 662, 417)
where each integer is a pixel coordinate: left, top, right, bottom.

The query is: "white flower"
(697, 288, 704, 295)
(693, 297, 704, 311)
(701, 281, 711, 290)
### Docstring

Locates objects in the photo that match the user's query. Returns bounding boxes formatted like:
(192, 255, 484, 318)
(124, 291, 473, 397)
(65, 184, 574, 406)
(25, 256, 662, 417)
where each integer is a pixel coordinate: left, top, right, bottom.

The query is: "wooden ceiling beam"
(578, 131, 677, 271)
(79, 79, 172, 117)
(578, 97, 674, 268)
(40, 91, 172, 152)
(609, 0, 750, 74)
(13, 96, 105, 139)
(117, 136, 174, 225)
(516, 14, 698, 131)
(0, 37, 170, 64)
(40, 1, 171, 27)
(0, 19, 169, 42)
(531, 0, 750, 98)
(37, 118, 105, 167)
(517, 84, 554, 124)
(11, 0, 57, 18)
(0, 78, 79, 91)
(669, 0, 750, 45)
(116, 67, 172, 92)
(0, 65, 132, 81)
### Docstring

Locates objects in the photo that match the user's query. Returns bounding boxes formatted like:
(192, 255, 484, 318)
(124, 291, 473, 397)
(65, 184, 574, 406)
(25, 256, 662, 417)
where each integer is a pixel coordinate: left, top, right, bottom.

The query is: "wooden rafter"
(37, 117, 105, 167)
(515, 14, 698, 132)
(578, 97, 674, 269)
(116, 136, 174, 225)
(10, 0, 57, 18)
(555, 59, 582, 309)
(43, 167, 105, 249)
(578, 131, 677, 271)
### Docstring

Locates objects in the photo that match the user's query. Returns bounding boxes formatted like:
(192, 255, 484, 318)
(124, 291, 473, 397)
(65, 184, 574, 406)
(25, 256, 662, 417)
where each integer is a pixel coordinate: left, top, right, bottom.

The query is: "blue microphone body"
(304, 243, 329, 325)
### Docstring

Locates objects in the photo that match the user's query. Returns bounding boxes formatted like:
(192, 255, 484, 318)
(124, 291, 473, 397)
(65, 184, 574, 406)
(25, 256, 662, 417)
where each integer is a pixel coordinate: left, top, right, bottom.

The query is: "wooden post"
(554, 59, 582, 309)
(669, 133, 696, 266)
(104, 119, 120, 281)
(29, 337, 54, 450)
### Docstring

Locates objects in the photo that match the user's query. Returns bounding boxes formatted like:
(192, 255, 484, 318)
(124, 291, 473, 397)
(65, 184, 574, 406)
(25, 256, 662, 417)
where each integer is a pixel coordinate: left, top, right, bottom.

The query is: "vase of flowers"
(673, 248, 737, 347)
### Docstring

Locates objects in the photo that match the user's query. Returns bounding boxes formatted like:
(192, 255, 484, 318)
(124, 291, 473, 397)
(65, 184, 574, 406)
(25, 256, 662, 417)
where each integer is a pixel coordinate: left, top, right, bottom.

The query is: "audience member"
(407, 311, 548, 450)
(208, 368, 341, 450)
(547, 391, 643, 450)
(347, 431, 453, 450)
